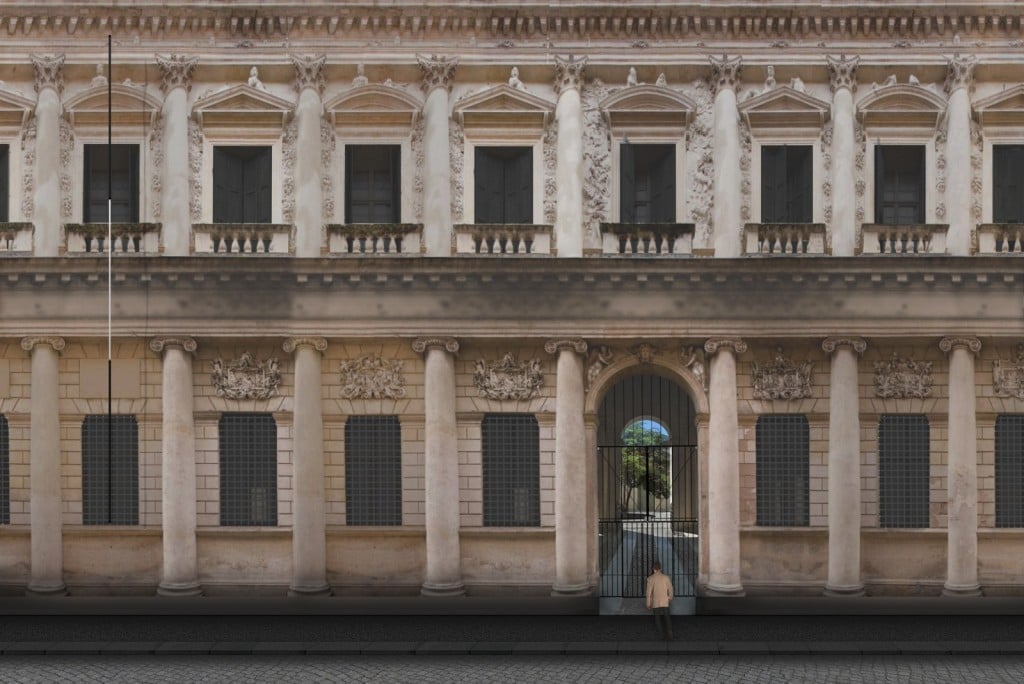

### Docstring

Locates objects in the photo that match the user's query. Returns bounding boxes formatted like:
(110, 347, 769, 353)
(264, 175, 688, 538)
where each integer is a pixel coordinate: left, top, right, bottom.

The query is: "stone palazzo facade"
(0, 1, 1023, 603)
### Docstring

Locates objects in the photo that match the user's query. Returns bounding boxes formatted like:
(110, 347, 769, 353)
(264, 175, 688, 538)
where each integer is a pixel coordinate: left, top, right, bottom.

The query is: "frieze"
(874, 353, 932, 399)
(752, 348, 813, 400)
(993, 345, 1024, 400)
(473, 353, 544, 401)
(211, 352, 281, 400)
(339, 356, 406, 400)
(585, 345, 614, 393)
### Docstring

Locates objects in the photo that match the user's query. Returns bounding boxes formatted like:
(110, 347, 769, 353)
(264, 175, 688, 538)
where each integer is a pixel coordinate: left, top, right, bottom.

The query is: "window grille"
(878, 414, 930, 528)
(219, 413, 277, 526)
(0, 415, 8, 524)
(345, 416, 402, 526)
(755, 414, 810, 526)
(345, 145, 401, 224)
(996, 415, 1024, 528)
(81, 415, 138, 525)
(83, 144, 139, 223)
(482, 414, 540, 527)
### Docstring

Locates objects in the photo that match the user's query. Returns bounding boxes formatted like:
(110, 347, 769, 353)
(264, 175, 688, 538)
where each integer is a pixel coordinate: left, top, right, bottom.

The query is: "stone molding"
(553, 55, 586, 96)
(752, 348, 813, 400)
(291, 54, 327, 95)
(681, 345, 708, 393)
(149, 337, 198, 354)
(822, 336, 867, 354)
(585, 345, 614, 392)
(211, 351, 281, 400)
(873, 353, 933, 399)
(939, 336, 982, 355)
(283, 336, 328, 353)
(704, 337, 746, 356)
(708, 55, 742, 95)
(412, 336, 459, 354)
(993, 344, 1024, 400)
(338, 356, 407, 399)
(944, 54, 977, 95)
(156, 54, 199, 94)
(417, 54, 458, 93)
(20, 336, 65, 353)
(473, 352, 544, 401)
(544, 337, 588, 355)
(826, 55, 859, 94)
(31, 54, 64, 95)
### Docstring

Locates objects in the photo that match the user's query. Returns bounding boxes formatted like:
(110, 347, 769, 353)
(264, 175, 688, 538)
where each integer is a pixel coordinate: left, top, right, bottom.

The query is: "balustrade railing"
(193, 223, 293, 255)
(0, 222, 33, 253)
(327, 223, 422, 255)
(860, 224, 948, 255)
(64, 223, 161, 254)
(455, 224, 552, 255)
(744, 223, 826, 255)
(978, 224, 1024, 254)
(600, 223, 694, 256)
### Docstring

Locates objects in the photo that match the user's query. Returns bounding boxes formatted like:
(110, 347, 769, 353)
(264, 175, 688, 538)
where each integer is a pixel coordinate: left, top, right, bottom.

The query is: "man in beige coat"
(645, 561, 674, 640)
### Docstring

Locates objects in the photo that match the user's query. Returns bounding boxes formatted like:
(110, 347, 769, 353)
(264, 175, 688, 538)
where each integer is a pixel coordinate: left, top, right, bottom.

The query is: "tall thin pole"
(107, 35, 113, 522)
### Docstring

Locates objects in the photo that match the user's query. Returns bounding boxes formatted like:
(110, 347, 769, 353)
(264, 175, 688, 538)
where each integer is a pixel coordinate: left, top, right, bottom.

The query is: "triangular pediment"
(324, 84, 422, 128)
(0, 87, 34, 129)
(192, 84, 293, 129)
(599, 85, 695, 132)
(857, 85, 947, 128)
(64, 83, 162, 128)
(974, 84, 1024, 126)
(739, 86, 830, 129)
(453, 84, 555, 129)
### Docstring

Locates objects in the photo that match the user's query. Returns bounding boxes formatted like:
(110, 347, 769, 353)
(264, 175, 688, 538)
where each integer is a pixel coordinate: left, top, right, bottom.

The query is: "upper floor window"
(620, 143, 675, 223)
(995, 414, 1024, 528)
(0, 144, 9, 222)
(81, 415, 138, 525)
(874, 145, 925, 225)
(219, 413, 277, 526)
(345, 145, 401, 224)
(213, 146, 271, 223)
(474, 146, 532, 224)
(878, 414, 929, 528)
(755, 414, 809, 527)
(482, 414, 540, 527)
(84, 144, 139, 223)
(345, 416, 402, 526)
(993, 145, 1024, 223)
(761, 145, 812, 223)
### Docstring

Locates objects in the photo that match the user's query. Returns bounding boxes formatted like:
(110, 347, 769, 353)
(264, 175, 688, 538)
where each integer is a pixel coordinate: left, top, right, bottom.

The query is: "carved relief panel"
(339, 357, 407, 400)
(211, 352, 282, 400)
(473, 352, 544, 401)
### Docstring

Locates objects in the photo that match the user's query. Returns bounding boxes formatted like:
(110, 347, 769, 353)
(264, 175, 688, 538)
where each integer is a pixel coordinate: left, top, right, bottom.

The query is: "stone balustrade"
(600, 223, 695, 256)
(860, 224, 948, 255)
(744, 223, 827, 255)
(0, 222, 33, 253)
(193, 223, 293, 255)
(978, 224, 1024, 254)
(454, 224, 552, 255)
(327, 223, 423, 255)
(64, 223, 161, 255)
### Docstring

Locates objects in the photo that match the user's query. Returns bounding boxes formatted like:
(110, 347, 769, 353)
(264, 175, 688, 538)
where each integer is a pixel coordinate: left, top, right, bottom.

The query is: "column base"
(823, 584, 865, 597)
(288, 583, 333, 598)
(551, 583, 592, 597)
(942, 583, 982, 597)
(421, 581, 465, 597)
(25, 582, 67, 597)
(157, 581, 203, 597)
(703, 583, 745, 597)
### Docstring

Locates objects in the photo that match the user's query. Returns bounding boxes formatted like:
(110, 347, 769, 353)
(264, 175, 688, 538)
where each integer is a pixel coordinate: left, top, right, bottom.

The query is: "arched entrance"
(596, 373, 698, 615)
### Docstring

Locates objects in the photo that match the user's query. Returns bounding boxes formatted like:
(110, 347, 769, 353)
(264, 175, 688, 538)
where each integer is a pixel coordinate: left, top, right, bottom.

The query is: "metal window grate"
(995, 415, 1024, 528)
(755, 414, 810, 526)
(482, 414, 540, 527)
(345, 416, 402, 526)
(0, 415, 8, 524)
(878, 414, 930, 528)
(219, 413, 277, 526)
(81, 415, 138, 525)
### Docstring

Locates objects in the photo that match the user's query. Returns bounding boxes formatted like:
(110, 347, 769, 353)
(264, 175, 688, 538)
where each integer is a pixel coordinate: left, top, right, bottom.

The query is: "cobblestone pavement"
(1, 656, 1023, 683)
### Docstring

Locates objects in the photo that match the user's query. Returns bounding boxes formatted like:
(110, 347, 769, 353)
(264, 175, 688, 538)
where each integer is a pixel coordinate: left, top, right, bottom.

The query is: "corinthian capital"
(20, 336, 66, 353)
(156, 54, 199, 94)
(553, 55, 587, 96)
(708, 55, 742, 95)
(291, 54, 327, 96)
(31, 54, 65, 95)
(417, 54, 458, 93)
(944, 55, 977, 96)
(704, 337, 746, 356)
(412, 337, 459, 354)
(283, 336, 328, 353)
(149, 336, 198, 354)
(826, 55, 859, 94)
(939, 336, 981, 355)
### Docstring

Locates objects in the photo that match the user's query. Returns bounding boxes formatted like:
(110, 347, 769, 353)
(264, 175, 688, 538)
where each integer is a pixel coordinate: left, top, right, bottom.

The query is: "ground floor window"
(755, 414, 809, 526)
(81, 415, 138, 525)
(996, 414, 1024, 528)
(482, 414, 539, 527)
(345, 415, 402, 525)
(878, 414, 930, 528)
(219, 413, 277, 526)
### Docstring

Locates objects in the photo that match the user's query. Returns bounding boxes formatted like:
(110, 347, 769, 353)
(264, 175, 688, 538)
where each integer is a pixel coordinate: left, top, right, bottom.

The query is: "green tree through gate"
(619, 420, 671, 516)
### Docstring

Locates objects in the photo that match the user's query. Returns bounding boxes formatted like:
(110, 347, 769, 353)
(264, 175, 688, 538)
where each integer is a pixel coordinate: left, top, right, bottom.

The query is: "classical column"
(416, 55, 458, 257)
(822, 336, 867, 596)
(150, 337, 201, 596)
(826, 56, 860, 257)
(940, 336, 982, 596)
(413, 337, 463, 595)
(704, 337, 746, 595)
(709, 56, 742, 258)
(283, 336, 330, 596)
(30, 55, 64, 258)
(291, 55, 327, 259)
(545, 338, 590, 595)
(944, 56, 977, 257)
(21, 336, 66, 595)
(553, 56, 587, 258)
(156, 55, 198, 257)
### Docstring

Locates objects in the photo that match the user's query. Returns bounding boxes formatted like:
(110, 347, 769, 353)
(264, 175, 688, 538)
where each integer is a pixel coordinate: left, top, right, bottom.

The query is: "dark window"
(345, 145, 401, 224)
(213, 146, 272, 223)
(620, 143, 675, 223)
(0, 144, 9, 222)
(874, 145, 925, 225)
(878, 414, 930, 528)
(219, 413, 277, 526)
(755, 415, 810, 526)
(474, 146, 533, 224)
(345, 416, 402, 526)
(81, 415, 138, 525)
(482, 414, 540, 527)
(996, 415, 1024, 528)
(993, 145, 1024, 223)
(761, 145, 812, 223)
(83, 144, 139, 223)
(0, 415, 8, 524)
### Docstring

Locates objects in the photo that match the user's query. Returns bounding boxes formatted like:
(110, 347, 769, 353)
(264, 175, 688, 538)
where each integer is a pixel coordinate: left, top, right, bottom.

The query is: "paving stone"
(717, 641, 771, 655)
(97, 642, 162, 655)
(414, 642, 475, 655)
(666, 641, 719, 655)
(617, 641, 668, 655)
(469, 641, 517, 655)
(768, 641, 812, 655)
(302, 642, 371, 654)
(563, 642, 617, 655)
(511, 641, 567, 654)
(361, 641, 421, 654)
(153, 641, 216, 655)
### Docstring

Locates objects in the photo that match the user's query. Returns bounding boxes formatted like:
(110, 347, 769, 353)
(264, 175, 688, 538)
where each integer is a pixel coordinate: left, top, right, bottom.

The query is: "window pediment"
(599, 85, 695, 135)
(739, 86, 830, 130)
(192, 84, 293, 130)
(0, 87, 34, 129)
(324, 84, 422, 128)
(974, 85, 1024, 127)
(857, 85, 947, 129)
(452, 84, 555, 130)
(64, 83, 162, 128)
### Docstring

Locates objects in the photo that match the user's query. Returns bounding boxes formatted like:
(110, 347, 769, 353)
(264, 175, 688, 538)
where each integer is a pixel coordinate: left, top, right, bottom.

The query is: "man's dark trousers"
(653, 607, 672, 640)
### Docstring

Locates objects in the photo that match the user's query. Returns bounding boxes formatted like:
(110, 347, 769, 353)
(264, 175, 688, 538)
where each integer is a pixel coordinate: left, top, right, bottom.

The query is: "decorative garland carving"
(410, 114, 425, 223)
(188, 118, 203, 221)
(59, 118, 73, 220)
(739, 117, 752, 223)
(821, 120, 834, 226)
(150, 123, 163, 221)
(473, 353, 544, 401)
(542, 116, 558, 224)
(581, 77, 612, 248)
(321, 118, 335, 222)
(449, 114, 464, 222)
(681, 345, 707, 393)
(586, 345, 614, 392)
(873, 353, 932, 399)
(211, 352, 281, 400)
(935, 125, 947, 220)
(20, 118, 35, 219)
(993, 345, 1024, 400)
(854, 120, 866, 227)
(281, 119, 297, 223)
(752, 348, 813, 400)
(686, 80, 715, 247)
(339, 356, 407, 400)
(970, 118, 983, 225)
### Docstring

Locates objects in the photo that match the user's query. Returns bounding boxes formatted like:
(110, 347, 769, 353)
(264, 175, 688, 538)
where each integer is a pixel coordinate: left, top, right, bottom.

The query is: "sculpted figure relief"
(874, 353, 933, 399)
(752, 348, 812, 400)
(339, 356, 406, 400)
(994, 345, 1024, 400)
(212, 352, 282, 400)
(474, 353, 544, 401)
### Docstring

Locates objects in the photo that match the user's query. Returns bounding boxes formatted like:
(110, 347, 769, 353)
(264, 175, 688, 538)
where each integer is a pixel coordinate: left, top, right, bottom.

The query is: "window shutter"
(993, 146, 1024, 223)
(474, 148, 501, 223)
(213, 148, 243, 223)
(786, 146, 813, 223)
(651, 147, 676, 223)
(0, 145, 8, 222)
(874, 145, 885, 224)
(244, 148, 272, 223)
(620, 142, 636, 223)
(389, 145, 402, 223)
(914, 145, 925, 223)
(761, 146, 786, 222)
(508, 148, 533, 223)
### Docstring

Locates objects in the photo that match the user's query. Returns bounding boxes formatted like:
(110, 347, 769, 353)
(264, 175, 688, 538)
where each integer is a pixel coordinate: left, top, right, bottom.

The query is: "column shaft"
(706, 344, 742, 594)
(554, 87, 584, 257)
(945, 88, 972, 256)
(712, 87, 741, 258)
(33, 88, 61, 257)
(553, 348, 587, 594)
(944, 342, 980, 595)
(830, 88, 857, 257)
(26, 341, 64, 595)
(422, 87, 452, 256)
(161, 87, 190, 256)
(294, 88, 324, 258)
